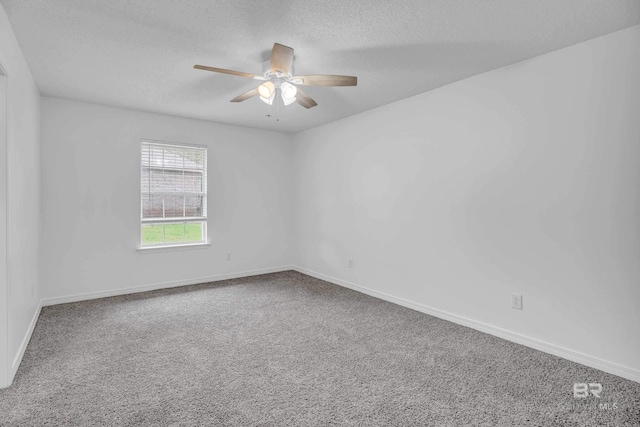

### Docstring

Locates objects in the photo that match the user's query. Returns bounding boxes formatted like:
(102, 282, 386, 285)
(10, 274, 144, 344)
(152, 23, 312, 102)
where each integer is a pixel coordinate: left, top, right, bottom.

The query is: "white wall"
(0, 3, 42, 388)
(40, 97, 293, 301)
(293, 25, 640, 379)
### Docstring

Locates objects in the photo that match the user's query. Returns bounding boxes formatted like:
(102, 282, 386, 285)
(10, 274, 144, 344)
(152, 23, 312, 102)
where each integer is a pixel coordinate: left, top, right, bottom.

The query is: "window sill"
(136, 242, 211, 253)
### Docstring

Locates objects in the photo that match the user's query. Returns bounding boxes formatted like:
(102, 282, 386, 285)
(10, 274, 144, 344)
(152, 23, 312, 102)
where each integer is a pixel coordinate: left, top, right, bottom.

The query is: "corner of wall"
(0, 0, 43, 387)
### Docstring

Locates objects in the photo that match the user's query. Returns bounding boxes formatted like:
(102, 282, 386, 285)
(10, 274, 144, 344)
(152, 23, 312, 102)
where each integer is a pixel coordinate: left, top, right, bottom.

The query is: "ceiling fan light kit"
(280, 82, 297, 103)
(257, 80, 275, 99)
(194, 43, 357, 110)
(256, 78, 297, 106)
(260, 90, 275, 106)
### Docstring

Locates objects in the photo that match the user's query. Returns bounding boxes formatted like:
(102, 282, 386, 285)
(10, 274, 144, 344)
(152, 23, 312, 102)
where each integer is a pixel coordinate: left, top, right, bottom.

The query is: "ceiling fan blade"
(230, 87, 259, 103)
(194, 65, 263, 79)
(271, 43, 294, 74)
(291, 75, 357, 86)
(296, 88, 318, 109)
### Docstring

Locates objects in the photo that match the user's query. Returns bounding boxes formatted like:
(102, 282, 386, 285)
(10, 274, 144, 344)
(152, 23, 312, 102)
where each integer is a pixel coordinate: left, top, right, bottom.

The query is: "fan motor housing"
(261, 60, 293, 80)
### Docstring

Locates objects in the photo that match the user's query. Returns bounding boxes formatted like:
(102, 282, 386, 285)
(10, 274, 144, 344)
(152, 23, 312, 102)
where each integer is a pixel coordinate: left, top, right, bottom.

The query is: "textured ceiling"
(2, 1, 639, 133)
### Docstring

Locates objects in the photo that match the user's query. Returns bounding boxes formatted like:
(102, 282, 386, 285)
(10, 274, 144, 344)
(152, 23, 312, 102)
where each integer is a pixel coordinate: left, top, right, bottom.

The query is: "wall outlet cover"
(512, 294, 523, 310)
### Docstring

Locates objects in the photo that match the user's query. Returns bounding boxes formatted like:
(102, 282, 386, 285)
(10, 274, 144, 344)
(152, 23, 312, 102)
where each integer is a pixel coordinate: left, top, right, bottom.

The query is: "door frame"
(0, 62, 9, 388)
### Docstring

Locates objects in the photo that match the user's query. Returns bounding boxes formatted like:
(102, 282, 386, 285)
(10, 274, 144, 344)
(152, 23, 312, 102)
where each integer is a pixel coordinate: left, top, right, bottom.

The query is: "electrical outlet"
(512, 294, 523, 310)
(348, 258, 354, 269)
(226, 252, 232, 261)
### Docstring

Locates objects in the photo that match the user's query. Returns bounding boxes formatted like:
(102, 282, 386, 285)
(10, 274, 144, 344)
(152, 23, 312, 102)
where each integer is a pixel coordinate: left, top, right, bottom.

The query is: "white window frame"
(139, 139, 208, 250)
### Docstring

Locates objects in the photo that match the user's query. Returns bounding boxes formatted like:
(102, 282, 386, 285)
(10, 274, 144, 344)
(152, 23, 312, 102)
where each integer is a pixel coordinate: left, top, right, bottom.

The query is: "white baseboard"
(41, 265, 294, 307)
(292, 266, 640, 384)
(23, 265, 640, 385)
(10, 300, 42, 379)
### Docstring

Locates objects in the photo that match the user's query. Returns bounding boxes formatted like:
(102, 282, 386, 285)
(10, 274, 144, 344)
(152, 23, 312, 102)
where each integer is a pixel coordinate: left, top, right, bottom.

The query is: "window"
(140, 140, 207, 247)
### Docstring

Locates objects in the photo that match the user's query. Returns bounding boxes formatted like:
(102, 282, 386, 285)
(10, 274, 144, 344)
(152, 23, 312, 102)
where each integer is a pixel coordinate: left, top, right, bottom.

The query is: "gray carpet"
(0, 271, 638, 426)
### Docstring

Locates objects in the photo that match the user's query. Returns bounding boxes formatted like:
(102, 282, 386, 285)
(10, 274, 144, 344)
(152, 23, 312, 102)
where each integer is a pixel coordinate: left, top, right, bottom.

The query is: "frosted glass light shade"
(281, 82, 297, 99)
(258, 81, 275, 99)
(282, 95, 296, 106)
(260, 92, 275, 105)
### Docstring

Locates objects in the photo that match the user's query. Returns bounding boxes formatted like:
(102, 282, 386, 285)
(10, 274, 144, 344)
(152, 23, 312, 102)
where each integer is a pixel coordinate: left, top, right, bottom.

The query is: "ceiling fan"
(194, 43, 357, 109)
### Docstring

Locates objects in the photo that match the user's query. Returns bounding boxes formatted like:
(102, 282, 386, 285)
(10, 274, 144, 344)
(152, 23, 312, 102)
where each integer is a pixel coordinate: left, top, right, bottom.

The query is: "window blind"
(140, 140, 207, 246)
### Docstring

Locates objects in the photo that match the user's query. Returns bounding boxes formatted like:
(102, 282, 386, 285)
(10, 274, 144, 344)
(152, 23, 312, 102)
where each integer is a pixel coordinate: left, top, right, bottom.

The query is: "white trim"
(41, 265, 294, 306)
(20, 266, 639, 386)
(292, 266, 640, 384)
(4, 67, 11, 391)
(0, 64, 8, 389)
(141, 138, 207, 150)
(141, 216, 206, 223)
(10, 301, 41, 378)
(137, 242, 211, 252)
